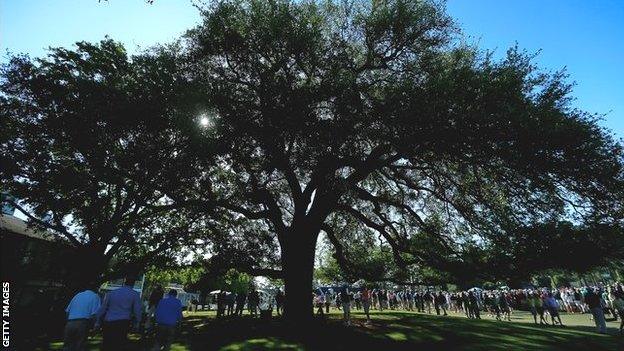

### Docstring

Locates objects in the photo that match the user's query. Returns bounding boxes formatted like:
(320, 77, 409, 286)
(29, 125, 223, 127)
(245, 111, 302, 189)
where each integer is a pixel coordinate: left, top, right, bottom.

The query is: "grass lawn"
(47, 308, 624, 350)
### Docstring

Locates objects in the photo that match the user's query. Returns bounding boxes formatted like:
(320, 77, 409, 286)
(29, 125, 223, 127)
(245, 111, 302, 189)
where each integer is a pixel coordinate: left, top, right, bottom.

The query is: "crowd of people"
(62, 279, 283, 350)
(60, 276, 624, 350)
(213, 288, 265, 317)
(312, 283, 624, 334)
(63, 275, 184, 351)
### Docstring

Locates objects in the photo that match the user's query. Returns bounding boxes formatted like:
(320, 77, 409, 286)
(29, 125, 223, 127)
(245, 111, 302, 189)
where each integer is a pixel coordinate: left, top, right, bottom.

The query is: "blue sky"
(1, 0, 622, 138)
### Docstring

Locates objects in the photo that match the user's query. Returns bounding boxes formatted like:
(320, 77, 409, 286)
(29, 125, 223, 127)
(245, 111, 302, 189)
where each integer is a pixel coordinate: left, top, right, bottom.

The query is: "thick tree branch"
(8, 201, 82, 247)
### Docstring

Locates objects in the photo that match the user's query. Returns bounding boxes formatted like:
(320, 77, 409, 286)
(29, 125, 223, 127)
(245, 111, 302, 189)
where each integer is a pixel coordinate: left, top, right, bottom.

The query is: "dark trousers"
(473, 306, 481, 319)
(316, 303, 324, 316)
(63, 319, 90, 351)
(248, 303, 257, 316)
(235, 302, 245, 316)
(217, 303, 225, 317)
(152, 324, 176, 351)
(102, 320, 131, 351)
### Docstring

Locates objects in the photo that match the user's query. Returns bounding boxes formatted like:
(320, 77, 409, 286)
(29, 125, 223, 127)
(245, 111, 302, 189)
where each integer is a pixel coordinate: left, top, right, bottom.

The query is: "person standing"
(361, 286, 371, 322)
(527, 292, 540, 325)
(96, 275, 142, 351)
(63, 283, 101, 351)
(227, 293, 236, 316)
(416, 291, 424, 313)
(372, 290, 379, 310)
(490, 293, 501, 321)
(612, 290, 624, 335)
(216, 291, 226, 318)
(145, 285, 164, 332)
(340, 287, 352, 325)
(500, 293, 512, 322)
(434, 292, 442, 315)
(380, 290, 387, 311)
(275, 290, 284, 316)
(325, 291, 332, 314)
(235, 291, 247, 316)
(248, 289, 259, 316)
(468, 291, 480, 319)
(152, 289, 183, 351)
(424, 291, 433, 314)
(314, 293, 325, 317)
(585, 289, 607, 334)
(354, 291, 361, 311)
(573, 288, 584, 313)
(438, 292, 448, 316)
(462, 293, 472, 318)
(543, 293, 563, 326)
(536, 291, 548, 325)
(187, 298, 193, 313)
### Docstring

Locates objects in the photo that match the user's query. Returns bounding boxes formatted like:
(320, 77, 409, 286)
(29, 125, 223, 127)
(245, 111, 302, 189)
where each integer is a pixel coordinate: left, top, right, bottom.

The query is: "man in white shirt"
(63, 283, 101, 351)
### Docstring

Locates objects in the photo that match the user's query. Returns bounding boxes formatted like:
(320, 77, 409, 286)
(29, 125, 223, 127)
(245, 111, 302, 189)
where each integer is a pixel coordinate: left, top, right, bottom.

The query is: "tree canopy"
(164, 0, 623, 320)
(0, 39, 208, 285)
(1, 0, 623, 322)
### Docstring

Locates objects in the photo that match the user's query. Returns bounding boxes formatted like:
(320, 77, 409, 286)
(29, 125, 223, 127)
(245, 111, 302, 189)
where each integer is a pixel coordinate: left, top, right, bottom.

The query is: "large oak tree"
(166, 0, 624, 322)
(2, 0, 622, 325)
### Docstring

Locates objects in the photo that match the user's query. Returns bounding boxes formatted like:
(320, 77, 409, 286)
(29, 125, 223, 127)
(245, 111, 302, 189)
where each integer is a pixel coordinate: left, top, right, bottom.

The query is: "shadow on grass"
(45, 311, 623, 351)
(179, 312, 622, 351)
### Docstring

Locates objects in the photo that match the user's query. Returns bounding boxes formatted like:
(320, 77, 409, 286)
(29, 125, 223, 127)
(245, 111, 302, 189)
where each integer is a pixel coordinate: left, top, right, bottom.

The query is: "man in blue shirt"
(63, 283, 101, 351)
(152, 289, 183, 351)
(96, 275, 142, 351)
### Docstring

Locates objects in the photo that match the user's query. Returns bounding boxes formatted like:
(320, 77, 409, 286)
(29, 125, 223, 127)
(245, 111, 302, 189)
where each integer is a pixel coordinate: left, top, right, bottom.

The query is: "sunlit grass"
(221, 338, 304, 351)
(45, 308, 622, 350)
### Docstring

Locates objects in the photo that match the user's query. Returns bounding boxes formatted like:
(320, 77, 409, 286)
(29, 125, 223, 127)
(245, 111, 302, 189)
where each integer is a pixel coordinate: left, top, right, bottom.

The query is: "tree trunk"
(281, 228, 319, 324)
